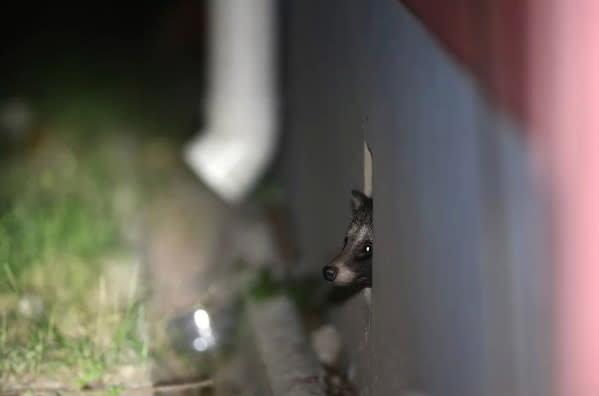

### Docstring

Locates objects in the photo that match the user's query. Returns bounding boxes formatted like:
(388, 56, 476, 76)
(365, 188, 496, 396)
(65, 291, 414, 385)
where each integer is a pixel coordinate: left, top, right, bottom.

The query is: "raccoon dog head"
(323, 190, 372, 287)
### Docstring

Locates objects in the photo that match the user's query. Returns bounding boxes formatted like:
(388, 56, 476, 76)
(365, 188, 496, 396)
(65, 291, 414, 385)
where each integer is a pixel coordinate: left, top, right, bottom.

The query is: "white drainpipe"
(184, 0, 278, 204)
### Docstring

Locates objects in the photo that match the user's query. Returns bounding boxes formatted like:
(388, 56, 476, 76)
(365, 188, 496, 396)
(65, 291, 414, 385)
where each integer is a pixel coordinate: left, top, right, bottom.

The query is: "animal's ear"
(351, 190, 369, 213)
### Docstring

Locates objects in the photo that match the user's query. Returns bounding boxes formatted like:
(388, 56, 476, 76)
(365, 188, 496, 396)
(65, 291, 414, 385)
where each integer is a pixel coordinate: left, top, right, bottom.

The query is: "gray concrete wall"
(281, 1, 551, 395)
(280, 2, 373, 390)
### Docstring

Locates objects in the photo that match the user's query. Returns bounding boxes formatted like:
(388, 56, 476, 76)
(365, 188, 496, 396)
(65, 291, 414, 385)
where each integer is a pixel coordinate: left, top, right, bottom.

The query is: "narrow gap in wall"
(364, 141, 373, 305)
(364, 141, 373, 197)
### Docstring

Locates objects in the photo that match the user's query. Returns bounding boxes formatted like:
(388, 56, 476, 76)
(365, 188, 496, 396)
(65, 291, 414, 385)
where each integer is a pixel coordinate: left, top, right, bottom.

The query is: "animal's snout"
(323, 266, 338, 282)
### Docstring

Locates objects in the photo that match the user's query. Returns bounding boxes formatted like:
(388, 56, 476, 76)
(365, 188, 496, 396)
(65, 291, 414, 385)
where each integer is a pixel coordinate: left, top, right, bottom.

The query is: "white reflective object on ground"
(194, 309, 211, 330)
(192, 337, 209, 352)
(192, 308, 216, 351)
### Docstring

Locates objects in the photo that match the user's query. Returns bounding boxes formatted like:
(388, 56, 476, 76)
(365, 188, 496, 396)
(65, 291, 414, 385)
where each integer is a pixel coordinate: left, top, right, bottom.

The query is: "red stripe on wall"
(400, 0, 528, 123)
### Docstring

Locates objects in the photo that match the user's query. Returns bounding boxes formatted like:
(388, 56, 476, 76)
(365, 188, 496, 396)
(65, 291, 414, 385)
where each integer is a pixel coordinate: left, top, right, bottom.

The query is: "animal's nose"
(323, 266, 338, 282)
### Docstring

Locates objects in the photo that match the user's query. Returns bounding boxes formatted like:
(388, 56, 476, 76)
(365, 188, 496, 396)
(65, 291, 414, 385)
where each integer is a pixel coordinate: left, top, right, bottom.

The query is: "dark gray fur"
(323, 190, 373, 288)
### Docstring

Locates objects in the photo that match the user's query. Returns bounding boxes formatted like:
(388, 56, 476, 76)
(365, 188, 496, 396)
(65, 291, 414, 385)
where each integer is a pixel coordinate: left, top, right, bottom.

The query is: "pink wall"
(528, 1, 599, 395)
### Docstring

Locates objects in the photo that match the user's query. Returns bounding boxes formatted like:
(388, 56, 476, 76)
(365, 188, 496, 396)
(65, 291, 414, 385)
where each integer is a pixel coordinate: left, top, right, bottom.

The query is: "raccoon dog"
(323, 190, 372, 288)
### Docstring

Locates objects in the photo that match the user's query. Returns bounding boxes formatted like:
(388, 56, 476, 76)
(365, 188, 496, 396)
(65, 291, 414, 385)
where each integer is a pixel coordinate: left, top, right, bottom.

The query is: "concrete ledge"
(248, 296, 326, 396)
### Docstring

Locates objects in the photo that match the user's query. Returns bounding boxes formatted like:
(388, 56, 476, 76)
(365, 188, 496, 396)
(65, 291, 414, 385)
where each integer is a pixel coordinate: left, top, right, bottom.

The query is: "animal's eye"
(364, 244, 372, 255)
(343, 237, 348, 246)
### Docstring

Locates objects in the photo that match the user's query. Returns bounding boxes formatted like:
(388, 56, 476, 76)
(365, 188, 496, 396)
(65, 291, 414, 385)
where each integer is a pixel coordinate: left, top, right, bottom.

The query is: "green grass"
(0, 96, 155, 388)
(0, 44, 210, 390)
